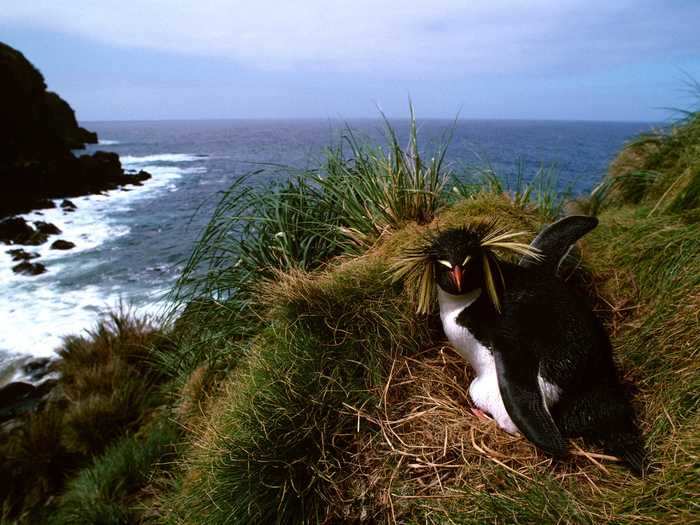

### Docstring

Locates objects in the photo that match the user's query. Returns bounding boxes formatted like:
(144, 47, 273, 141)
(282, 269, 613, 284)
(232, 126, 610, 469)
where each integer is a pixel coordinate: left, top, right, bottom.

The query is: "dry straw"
(341, 346, 623, 521)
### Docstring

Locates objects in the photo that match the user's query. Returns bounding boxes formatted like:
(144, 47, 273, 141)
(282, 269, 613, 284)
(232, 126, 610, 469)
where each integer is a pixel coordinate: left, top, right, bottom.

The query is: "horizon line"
(80, 116, 665, 125)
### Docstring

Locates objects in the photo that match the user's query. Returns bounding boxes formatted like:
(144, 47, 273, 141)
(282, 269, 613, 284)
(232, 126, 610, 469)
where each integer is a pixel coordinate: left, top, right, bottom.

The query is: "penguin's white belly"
(438, 289, 519, 434)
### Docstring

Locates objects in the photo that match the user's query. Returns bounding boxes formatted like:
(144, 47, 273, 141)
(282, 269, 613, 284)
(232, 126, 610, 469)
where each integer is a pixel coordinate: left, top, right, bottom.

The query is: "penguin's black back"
(461, 262, 615, 388)
(457, 261, 645, 473)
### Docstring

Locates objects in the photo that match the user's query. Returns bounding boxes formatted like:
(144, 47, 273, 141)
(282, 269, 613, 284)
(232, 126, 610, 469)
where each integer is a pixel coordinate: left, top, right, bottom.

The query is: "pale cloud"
(3, 1, 698, 74)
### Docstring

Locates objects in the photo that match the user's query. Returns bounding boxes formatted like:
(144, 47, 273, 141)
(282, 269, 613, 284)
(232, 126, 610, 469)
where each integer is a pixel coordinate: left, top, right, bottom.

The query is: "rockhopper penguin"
(391, 217, 646, 474)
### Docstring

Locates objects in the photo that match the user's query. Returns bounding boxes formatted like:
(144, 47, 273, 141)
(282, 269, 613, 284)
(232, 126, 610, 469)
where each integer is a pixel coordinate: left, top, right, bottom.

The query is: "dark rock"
(0, 217, 33, 243)
(21, 357, 54, 383)
(0, 41, 97, 155)
(0, 217, 48, 245)
(0, 382, 35, 407)
(60, 199, 77, 210)
(0, 382, 41, 423)
(35, 199, 56, 210)
(12, 261, 47, 275)
(133, 170, 152, 183)
(0, 379, 59, 423)
(34, 221, 61, 235)
(50, 239, 75, 250)
(6, 248, 39, 261)
(76, 150, 123, 180)
(43, 91, 98, 148)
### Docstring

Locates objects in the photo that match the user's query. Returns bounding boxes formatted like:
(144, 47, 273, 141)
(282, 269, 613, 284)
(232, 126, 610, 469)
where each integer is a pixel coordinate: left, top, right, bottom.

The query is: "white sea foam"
(98, 139, 120, 145)
(120, 153, 205, 165)
(0, 283, 171, 358)
(0, 154, 201, 359)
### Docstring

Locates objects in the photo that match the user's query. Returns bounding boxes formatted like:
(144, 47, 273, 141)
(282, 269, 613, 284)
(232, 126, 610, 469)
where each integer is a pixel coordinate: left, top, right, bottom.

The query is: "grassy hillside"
(3, 111, 698, 524)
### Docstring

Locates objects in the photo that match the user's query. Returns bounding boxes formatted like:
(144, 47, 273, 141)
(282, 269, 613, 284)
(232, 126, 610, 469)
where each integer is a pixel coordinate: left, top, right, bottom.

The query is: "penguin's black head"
(390, 221, 539, 314)
(429, 227, 485, 295)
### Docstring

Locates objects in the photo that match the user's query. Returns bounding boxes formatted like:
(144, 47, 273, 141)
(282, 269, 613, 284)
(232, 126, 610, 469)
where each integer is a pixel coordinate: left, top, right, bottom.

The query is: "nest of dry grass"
(341, 342, 628, 522)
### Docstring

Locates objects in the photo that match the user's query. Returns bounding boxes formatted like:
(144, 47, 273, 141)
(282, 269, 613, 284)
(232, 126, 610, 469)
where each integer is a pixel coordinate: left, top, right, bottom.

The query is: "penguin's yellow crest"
(389, 222, 542, 314)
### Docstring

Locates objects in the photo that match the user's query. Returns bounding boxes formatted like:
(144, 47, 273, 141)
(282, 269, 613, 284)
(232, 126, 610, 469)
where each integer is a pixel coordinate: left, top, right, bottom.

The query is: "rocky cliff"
(0, 42, 149, 217)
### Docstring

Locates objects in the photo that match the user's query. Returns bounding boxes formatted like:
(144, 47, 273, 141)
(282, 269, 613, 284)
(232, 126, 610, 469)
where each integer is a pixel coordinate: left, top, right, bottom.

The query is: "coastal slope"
(1, 111, 699, 523)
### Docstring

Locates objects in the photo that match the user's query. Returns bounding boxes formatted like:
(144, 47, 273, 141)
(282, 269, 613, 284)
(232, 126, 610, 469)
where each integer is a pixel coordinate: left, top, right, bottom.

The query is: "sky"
(1, 1, 699, 122)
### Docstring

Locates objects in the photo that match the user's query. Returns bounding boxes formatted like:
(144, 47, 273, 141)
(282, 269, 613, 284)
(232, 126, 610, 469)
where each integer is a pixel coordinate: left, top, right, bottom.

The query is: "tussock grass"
(58, 310, 167, 455)
(160, 126, 699, 522)
(51, 417, 179, 525)
(1, 407, 78, 521)
(161, 254, 432, 523)
(320, 107, 450, 239)
(455, 158, 569, 220)
(1, 310, 170, 523)
(590, 105, 700, 216)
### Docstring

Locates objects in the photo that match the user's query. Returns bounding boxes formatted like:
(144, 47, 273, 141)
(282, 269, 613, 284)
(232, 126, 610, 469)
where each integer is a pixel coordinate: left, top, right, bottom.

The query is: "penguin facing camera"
(391, 216, 646, 474)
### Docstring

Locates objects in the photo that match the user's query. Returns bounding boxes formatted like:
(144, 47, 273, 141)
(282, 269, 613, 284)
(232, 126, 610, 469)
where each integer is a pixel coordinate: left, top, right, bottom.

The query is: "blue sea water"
(0, 118, 656, 365)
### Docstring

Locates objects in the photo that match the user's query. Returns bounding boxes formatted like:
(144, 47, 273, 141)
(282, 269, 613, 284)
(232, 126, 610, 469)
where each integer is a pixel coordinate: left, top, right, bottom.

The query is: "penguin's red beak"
(450, 265, 463, 293)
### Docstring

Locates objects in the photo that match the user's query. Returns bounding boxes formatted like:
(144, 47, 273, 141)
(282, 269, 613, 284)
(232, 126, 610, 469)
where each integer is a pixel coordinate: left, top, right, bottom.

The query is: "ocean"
(0, 118, 656, 372)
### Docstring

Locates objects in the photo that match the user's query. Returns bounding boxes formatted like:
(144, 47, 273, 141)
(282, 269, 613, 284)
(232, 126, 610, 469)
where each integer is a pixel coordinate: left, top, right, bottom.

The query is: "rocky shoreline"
(0, 149, 153, 219)
(0, 41, 154, 439)
(0, 354, 59, 435)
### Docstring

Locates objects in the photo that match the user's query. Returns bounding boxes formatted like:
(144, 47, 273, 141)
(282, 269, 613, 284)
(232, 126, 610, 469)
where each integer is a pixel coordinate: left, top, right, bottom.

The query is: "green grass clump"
(589, 105, 700, 215)
(51, 417, 179, 525)
(1, 407, 78, 521)
(1, 311, 170, 523)
(162, 256, 432, 523)
(319, 107, 450, 238)
(58, 311, 167, 455)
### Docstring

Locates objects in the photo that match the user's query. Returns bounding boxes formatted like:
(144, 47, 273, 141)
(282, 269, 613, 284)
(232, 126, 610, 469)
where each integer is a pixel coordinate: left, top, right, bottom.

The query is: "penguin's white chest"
(438, 288, 493, 374)
(438, 288, 519, 434)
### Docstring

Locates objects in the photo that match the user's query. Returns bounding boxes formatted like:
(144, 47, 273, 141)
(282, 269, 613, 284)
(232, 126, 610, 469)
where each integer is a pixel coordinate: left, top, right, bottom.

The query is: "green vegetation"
(589, 107, 700, 217)
(51, 417, 179, 525)
(456, 158, 570, 220)
(1, 311, 170, 522)
(155, 110, 699, 523)
(3, 108, 699, 524)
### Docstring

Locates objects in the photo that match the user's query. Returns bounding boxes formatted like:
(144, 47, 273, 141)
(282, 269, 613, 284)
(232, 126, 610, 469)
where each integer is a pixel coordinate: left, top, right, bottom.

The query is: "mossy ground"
(156, 197, 697, 524)
(3, 114, 699, 524)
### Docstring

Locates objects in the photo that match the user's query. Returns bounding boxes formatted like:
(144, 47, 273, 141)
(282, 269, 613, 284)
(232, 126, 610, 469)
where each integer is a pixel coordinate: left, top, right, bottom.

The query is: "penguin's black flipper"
(520, 215, 599, 272)
(493, 351, 568, 457)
